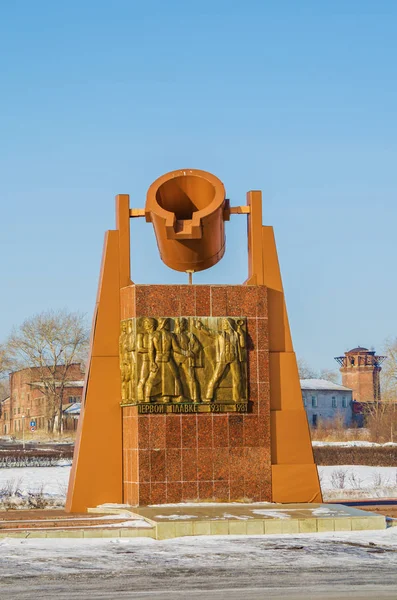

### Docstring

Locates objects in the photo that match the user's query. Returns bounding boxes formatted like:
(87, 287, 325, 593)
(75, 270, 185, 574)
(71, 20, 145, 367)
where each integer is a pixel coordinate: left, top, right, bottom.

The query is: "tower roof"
(346, 346, 371, 354)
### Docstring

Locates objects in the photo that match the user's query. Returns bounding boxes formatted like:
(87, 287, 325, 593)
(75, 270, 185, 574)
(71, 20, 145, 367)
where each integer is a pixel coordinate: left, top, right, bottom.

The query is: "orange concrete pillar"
(246, 191, 322, 503)
(66, 220, 126, 511)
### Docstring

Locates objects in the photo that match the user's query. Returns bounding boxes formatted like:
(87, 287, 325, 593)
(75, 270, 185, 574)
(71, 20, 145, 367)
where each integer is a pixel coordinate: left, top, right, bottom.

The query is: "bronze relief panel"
(120, 317, 248, 412)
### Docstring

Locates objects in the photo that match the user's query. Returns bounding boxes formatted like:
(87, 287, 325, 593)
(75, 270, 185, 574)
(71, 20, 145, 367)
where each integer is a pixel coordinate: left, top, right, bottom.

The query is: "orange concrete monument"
(66, 169, 321, 512)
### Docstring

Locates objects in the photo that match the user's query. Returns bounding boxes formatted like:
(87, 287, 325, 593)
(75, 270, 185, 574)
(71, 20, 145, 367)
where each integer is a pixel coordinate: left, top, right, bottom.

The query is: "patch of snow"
(222, 513, 253, 520)
(154, 514, 198, 520)
(96, 503, 132, 510)
(310, 507, 351, 517)
(94, 512, 135, 520)
(313, 440, 397, 447)
(55, 459, 72, 466)
(252, 510, 291, 519)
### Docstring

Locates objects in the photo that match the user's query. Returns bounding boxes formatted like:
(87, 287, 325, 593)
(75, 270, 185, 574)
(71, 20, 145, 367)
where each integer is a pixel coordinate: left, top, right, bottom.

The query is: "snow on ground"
(0, 465, 70, 501)
(313, 440, 397, 447)
(0, 527, 397, 580)
(319, 465, 397, 500)
(0, 464, 396, 505)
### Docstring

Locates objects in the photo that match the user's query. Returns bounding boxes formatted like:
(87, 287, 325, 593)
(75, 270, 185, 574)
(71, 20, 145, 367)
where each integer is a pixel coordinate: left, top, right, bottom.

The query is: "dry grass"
(9, 431, 76, 444)
(0, 478, 63, 510)
(310, 413, 368, 442)
(310, 404, 397, 444)
(364, 403, 397, 443)
(313, 445, 397, 466)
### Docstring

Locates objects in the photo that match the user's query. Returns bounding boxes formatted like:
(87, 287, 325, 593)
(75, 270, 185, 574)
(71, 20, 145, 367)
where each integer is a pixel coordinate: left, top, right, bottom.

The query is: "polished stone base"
(91, 502, 386, 540)
(122, 284, 271, 507)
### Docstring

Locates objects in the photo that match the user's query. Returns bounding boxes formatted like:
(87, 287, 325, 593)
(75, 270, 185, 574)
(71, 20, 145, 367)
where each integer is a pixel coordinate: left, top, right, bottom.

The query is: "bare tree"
(297, 357, 317, 379)
(363, 401, 397, 443)
(0, 344, 11, 379)
(5, 310, 89, 434)
(318, 368, 340, 384)
(0, 379, 10, 401)
(297, 357, 340, 383)
(0, 345, 11, 417)
(380, 337, 397, 403)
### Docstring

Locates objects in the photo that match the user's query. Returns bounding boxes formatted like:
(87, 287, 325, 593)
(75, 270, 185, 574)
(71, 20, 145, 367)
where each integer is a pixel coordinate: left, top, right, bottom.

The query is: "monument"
(66, 169, 321, 512)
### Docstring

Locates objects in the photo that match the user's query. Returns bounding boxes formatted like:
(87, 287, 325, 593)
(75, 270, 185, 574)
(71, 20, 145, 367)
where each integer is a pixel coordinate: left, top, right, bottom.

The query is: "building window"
(68, 396, 79, 404)
(332, 396, 337, 408)
(312, 414, 318, 427)
(311, 396, 317, 408)
(302, 396, 307, 407)
(18, 407, 21, 414)
(13, 408, 16, 416)
(342, 396, 347, 408)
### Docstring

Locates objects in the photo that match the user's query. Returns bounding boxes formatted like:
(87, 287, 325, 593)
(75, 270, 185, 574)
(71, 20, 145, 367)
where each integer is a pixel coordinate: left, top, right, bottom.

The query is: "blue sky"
(1, 1, 396, 372)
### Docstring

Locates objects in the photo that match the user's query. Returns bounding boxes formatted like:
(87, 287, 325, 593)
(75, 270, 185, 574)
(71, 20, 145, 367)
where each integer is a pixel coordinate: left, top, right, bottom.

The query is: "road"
(0, 533, 397, 599)
(1, 578, 397, 600)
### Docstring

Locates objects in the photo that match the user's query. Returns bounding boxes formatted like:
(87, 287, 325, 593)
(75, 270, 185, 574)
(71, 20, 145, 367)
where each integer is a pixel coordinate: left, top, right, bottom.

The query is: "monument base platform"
(0, 504, 386, 539)
(89, 502, 386, 540)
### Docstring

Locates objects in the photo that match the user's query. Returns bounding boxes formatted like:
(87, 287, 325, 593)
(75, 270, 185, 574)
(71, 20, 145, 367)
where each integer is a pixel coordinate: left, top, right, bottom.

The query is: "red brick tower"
(335, 347, 386, 402)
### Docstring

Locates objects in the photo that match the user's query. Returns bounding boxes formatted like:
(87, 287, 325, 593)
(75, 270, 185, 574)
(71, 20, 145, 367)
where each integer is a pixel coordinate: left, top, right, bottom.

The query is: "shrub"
(313, 445, 397, 466)
(330, 469, 347, 489)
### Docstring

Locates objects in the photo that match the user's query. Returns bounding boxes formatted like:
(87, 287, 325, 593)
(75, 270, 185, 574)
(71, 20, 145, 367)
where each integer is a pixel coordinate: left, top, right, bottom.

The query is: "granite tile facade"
(122, 284, 271, 505)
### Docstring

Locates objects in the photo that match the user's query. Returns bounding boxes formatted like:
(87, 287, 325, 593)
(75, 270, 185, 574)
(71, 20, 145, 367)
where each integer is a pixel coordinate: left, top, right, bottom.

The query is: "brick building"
(334, 346, 388, 425)
(335, 346, 386, 403)
(0, 364, 84, 435)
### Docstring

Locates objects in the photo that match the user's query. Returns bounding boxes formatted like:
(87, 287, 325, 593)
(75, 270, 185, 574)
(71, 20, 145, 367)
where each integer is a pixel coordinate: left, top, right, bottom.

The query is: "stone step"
(0, 517, 129, 530)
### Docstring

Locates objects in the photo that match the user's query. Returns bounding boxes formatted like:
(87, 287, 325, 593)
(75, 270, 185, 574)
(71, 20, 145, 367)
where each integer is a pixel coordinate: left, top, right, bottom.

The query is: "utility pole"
(22, 414, 25, 451)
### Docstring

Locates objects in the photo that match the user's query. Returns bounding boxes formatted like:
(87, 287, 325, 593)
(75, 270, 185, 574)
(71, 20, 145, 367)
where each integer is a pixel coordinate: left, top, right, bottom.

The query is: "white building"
(300, 379, 353, 427)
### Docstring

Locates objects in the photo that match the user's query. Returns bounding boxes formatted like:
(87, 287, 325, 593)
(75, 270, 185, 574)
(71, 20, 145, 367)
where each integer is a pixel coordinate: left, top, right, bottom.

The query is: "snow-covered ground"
(313, 440, 397, 447)
(0, 465, 70, 508)
(319, 465, 397, 500)
(0, 526, 396, 569)
(1, 529, 397, 598)
(0, 464, 397, 506)
(0, 465, 70, 497)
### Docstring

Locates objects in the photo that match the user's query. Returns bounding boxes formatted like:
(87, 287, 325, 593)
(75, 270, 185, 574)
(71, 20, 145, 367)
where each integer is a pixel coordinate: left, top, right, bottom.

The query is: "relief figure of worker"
(120, 321, 131, 402)
(145, 317, 183, 402)
(194, 317, 246, 402)
(174, 317, 202, 402)
(137, 317, 157, 402)
(126, 320, 136, 400)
